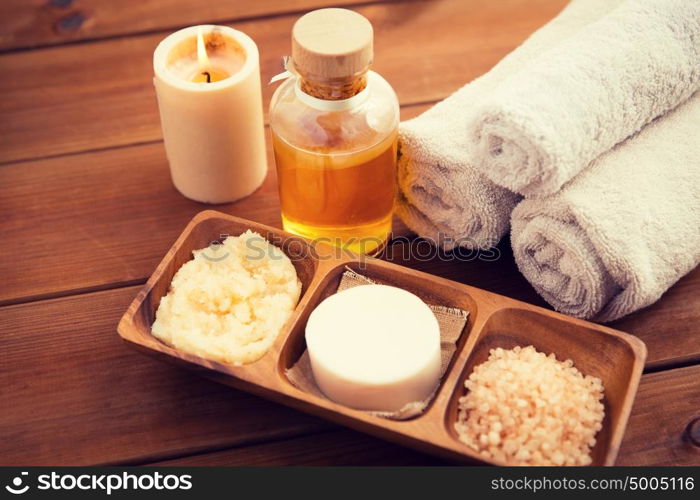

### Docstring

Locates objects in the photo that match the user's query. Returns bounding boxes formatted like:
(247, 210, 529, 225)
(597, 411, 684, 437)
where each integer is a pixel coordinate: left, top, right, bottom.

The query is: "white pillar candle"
(153, 25, 267, 203)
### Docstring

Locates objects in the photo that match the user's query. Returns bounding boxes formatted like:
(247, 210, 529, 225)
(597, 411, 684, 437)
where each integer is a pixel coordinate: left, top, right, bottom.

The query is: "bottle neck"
(299, 71, 368, 101)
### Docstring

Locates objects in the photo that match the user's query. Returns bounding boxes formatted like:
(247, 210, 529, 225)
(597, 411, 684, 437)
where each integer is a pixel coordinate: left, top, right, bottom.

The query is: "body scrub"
(151, 231, 301, 365)
(455, 345, 605, 466)
(305, 284, 441, 412)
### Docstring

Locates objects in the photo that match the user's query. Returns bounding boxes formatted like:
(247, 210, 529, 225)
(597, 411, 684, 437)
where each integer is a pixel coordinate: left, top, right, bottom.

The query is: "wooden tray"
(117, 210, 647, 465)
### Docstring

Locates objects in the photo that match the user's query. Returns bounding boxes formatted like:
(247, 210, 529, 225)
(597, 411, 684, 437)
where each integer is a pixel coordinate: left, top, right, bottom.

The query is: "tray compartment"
(118, 211, 322, 371)
(443, 306, 646, 465)
(278, 259, 478, 415)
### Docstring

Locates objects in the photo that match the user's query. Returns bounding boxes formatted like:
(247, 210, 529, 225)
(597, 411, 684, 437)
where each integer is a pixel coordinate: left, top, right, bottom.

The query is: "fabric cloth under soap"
(285, 268, 469, 420)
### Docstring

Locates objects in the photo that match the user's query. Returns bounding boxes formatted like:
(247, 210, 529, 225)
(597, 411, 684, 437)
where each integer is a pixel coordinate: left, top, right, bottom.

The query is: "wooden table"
(1, 0, 698, 466)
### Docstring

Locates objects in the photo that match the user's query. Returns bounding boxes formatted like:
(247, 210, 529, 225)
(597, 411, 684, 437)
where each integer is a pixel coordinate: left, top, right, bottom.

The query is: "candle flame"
(197, 26, 210, 69)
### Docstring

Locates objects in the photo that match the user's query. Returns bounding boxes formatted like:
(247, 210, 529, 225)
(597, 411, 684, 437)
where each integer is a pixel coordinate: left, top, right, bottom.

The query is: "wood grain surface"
(0, 0, 697, 466)
(0, 280, 696, 465)
(0, 286, 331, 466)
(616, 365, 700, 466)
(157, 362, 700, 466)
(0, 0, 566, 164)
(0, 105, 428, 306)
(0, 0, 374, 52)
(154, 429, 443, 466)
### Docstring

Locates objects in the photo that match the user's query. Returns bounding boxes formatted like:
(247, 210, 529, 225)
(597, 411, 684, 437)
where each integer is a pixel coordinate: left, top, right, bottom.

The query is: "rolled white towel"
(397, 0, 621, 249)
(470, 0, 700, 197)
(511, 93, 700, 322)
(396, 145, 517, 250)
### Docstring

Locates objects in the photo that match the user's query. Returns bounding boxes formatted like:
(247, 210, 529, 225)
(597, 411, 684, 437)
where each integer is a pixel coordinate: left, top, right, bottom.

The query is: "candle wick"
(202, 71, 211, 83)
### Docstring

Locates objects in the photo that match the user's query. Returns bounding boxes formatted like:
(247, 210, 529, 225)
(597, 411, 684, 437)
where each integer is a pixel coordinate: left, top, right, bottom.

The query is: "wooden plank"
(0, 135, 281, 305)
(0, 0, 567, 164)
(156, 366, 700, 466)
(617, 365, 700, 466)
(0, 286, 332, 466)
(156, 361, 700, 467)
(611, 273, 700, 371)
(1, 283, 696, 465)
(1, 101, 699, 368)
(153, 429, 443, 466)
(0, 104, 424, 307)
(0, 0, 374, 52)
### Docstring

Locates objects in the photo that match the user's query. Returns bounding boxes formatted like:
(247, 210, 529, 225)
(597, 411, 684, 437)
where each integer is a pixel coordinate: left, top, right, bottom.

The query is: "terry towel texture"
(470, 0, 700, 197)
(511, 94, 700, 322)
(397, 0, 621, 249)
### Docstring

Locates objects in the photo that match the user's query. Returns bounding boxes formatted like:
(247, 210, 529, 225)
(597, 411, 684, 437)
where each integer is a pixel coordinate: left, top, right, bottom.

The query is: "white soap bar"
(305, 284, 441, 412)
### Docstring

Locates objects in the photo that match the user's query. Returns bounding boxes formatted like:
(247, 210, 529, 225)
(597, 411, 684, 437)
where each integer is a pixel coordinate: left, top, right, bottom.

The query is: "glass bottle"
(269, 8, 400, 254)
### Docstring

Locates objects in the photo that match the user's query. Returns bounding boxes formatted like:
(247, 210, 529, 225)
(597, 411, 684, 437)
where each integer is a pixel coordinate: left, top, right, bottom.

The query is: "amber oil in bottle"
(269, 8, 400, 254)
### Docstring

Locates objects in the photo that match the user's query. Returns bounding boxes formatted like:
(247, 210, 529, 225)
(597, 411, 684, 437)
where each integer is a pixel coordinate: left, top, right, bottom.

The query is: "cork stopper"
(292, 8, 373, 99)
